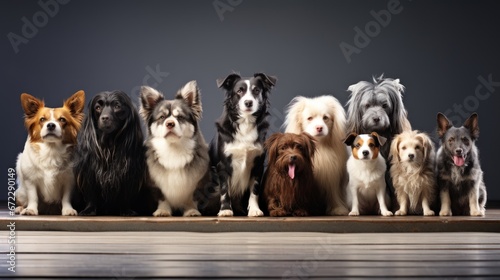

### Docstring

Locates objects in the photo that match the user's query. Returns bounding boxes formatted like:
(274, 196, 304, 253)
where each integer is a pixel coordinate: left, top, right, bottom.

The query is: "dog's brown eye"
(401, 146, 406, 150)
(415, 145, 420, 150)
(237, 89, 243, 94)
(448, 137, 454, 143)
(59, 117, 66, 123)
(158, 115, 165, 120)
(369, 143, 375, 148)
(382, 103, 388, 109)
(40, 117, 46, 123)
(365, 104, 370, 109)
(307, 117, 313, 121)
(323, 116, 329, 121)
(114, 105, 121, 110)
(95, 105, 101, 112)
(296, 144, 303, 150)
(355, 144, 360, 148)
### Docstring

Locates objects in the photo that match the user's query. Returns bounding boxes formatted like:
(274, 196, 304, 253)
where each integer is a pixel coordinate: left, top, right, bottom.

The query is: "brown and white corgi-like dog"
(344, 132, 393, 216)
(15, 91, 85, 215)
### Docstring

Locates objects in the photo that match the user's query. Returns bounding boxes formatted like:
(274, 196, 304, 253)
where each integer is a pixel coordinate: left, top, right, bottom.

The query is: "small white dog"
(390, 130, 436, 216)
(344, 132, 392, 216)
(284, 95, 349, 215)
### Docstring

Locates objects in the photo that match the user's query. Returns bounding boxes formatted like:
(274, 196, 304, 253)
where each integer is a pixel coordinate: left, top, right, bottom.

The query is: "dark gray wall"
(2, 0, 499, 201)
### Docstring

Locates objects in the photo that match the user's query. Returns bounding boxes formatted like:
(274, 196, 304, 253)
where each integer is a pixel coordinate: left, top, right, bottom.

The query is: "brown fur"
(263, 132, 324, 216)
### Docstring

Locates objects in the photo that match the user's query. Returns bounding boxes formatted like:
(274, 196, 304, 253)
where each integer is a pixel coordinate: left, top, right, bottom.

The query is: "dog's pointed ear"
(177, 80, 202, 120)
(64, 90, 85, 120)
(371, 132, 387, 147)
(343, 132, 358, 146)
(20, 93, 44, 118)
(139, 86, 164, 121)
(301, 132, 317, 160)
(254, 73, 277, 91)
(264, 133, 282, 164)
(463, 113, 479, 140)
(436, 112, 452, 139)
(216, 73, 241, 90)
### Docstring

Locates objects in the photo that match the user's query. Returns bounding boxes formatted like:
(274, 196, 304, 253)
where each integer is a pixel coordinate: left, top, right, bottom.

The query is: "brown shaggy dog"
(262, 132, 323, 216)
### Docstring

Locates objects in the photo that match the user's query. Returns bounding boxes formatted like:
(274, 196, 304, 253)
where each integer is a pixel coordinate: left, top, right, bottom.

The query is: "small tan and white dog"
(344, 132, 392, 216)
(15, 91, 85, 216)
(389, 130, 437, 216)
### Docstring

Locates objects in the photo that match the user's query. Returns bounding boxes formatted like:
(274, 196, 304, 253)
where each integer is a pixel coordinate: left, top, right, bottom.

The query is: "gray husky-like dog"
(436, 112, 486, 216)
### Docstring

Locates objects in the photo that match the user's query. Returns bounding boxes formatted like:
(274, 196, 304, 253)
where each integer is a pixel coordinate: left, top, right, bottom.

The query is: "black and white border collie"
(209, 72, 277, 217)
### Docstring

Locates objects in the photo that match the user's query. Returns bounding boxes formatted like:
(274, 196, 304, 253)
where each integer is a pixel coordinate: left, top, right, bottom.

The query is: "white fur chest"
(148, 137, 207, 207)
(223, 119, 263, 196)
(347, 156, 386, 188)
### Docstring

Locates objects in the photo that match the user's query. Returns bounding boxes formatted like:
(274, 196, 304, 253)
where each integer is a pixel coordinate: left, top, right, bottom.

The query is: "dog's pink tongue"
(453, 156, 465, 167)
(288, 164, 295, 180)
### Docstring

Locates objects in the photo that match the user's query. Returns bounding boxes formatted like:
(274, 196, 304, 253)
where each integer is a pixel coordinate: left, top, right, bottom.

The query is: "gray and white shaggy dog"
(346, 75, 412, 159)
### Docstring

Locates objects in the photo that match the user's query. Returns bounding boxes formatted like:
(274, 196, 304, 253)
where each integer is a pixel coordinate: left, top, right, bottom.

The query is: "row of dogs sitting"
(14, 73, 487, 217)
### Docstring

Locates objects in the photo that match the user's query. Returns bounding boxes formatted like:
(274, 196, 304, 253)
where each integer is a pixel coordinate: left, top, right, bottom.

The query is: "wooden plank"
(2, 231, 499, 278)
(2, 210, 500, 232)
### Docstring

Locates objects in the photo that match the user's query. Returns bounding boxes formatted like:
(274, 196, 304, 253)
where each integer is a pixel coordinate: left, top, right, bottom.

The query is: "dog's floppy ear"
(346, 81, 369, 133)
(254, 73, 277, 91)
(463, 113, 479, 140)
(177, 80, 202, 120)
(343, 132, 358, 146)
(64, 90, 85, 122)
(264, 132, 283, 164)
(216, 73, 241, 90)
(370, 131, 387, 147)
(283, 96, 306, 134)
(300, 132, 317, 160)
(436, 112, 452, 139)
(20, 93, 44, 118)
(416, 131, 435, 163)
(139, 86, 164, 121)
(389, 133, 402, 162)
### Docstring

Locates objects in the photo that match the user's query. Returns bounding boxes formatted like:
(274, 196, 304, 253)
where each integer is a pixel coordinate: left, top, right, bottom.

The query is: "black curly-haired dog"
(74, 90, 146, 215)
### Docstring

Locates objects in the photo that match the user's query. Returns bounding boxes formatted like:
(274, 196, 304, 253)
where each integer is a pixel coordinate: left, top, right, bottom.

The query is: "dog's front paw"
(248, 208, 264, 217)
(348, 210, 359, 216)
(423, 209, 435, 216)
(153, 209, 172, 217)
(439, 209, 452, 216)
(15, 206, 24, 214)
(293, 209, 309, 217)
(395, 209, 407, 216)
(381, 210, 393, 217)
(470, 209, 485, 216)
(218, 209, 234, 217)
(270, 209, 287, 217)
(21, 208, 38, 216)
(183, 209, 201, 217)
(62, 207, 77, 216)
(330, 207, 349, 216)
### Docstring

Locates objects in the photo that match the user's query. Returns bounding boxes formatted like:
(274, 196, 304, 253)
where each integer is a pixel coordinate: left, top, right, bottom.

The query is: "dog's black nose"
(362, 150, 369, 157)
(455, 148, 463, 155)
(46, 122, 56, 131)
(408, 154, 415, 160)
(290, 155, 297, 161)
(244, 100, 253, 108)
(373, 117, 380, 123)
(100, 115, 109, 122)
(166, 120, 175, 128)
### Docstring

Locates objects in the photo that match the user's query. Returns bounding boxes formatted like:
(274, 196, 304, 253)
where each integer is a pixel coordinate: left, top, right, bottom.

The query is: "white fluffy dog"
(389, 130, 437, 216)
(284, 95, 349, 215)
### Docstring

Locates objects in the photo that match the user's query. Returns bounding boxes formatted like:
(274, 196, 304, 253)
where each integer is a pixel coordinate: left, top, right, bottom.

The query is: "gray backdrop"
(2, 0, 499, 201)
